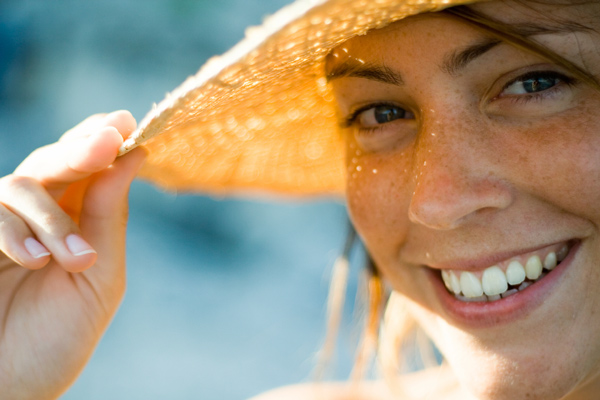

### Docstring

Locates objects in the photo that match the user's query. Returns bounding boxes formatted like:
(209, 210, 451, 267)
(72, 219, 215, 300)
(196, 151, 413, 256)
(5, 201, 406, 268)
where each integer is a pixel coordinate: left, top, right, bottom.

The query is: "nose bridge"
(413, 113, 470, 185)
(408, 111, 512, 230)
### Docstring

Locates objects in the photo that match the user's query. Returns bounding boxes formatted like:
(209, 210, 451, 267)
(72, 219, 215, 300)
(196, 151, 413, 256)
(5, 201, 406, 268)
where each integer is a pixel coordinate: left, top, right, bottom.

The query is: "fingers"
(0, 111, 144, 275)
(81, 147, 147, 223)
(59, 113, 107, 141)
(0, 147, 146, 274)
(14, 110, 137, 197)
(59, 110, 136, 142)
(80, 147, 146, 253)
(0, 175, 97, 272)
(102, 110, 137, 138)
(77, 147, 147, 288)
(0, 203, 51, 270)
(17, 127, 123, 195)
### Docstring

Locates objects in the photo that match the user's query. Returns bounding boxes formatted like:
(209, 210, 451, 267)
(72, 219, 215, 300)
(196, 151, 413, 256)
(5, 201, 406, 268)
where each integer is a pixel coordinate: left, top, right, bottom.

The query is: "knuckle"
(37, 211, 71, 231)
(0, 174, 37, 192)
(0, 212, 27, 232)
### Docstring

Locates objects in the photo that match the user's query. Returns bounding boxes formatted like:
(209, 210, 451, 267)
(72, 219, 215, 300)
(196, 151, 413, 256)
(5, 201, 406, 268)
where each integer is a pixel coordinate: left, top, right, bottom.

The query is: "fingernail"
(65, 234, 97, 257)
(24, 238, 51, 259)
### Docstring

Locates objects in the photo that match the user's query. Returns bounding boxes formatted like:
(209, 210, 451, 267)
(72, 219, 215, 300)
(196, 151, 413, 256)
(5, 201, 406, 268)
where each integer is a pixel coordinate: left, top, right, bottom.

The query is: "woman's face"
(330, 1, 600, 399)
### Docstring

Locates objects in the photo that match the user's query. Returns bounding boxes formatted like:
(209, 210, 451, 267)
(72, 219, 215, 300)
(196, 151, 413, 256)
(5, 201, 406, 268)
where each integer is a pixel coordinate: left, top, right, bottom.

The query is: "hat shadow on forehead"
(118, 0, 477, 197)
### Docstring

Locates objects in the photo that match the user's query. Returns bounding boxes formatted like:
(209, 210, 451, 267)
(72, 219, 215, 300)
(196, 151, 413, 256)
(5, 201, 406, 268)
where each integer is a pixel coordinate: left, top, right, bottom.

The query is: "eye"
(342, 103, 417, 152)
(487, 68, 579, 116)
(501, 71, 570, 96)
(353, 104, 414, 128)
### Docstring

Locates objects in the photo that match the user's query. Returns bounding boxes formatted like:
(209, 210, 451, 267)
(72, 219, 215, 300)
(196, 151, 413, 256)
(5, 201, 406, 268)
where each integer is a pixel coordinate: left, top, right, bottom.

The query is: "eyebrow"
(326, 61, 403, 85)
(326, 21, 592, 84)
(442, 38, 501, 76)
(443, 23, 592, 76)
(325, 40, 502, 84)
(325, 41, 501, 84)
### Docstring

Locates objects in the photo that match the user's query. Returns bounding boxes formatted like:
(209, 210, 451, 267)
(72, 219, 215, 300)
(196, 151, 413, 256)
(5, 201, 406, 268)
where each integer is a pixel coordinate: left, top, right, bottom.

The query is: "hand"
(0, 111, 146, 400)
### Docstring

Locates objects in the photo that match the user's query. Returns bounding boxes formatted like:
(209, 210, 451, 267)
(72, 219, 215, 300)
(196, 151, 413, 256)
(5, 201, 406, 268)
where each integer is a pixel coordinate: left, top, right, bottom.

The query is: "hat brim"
(119, 0, 481, 197)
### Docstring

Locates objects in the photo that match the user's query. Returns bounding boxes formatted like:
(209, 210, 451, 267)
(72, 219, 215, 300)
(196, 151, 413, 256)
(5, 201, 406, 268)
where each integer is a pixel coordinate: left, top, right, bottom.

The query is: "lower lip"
(427, 241, 580, 328)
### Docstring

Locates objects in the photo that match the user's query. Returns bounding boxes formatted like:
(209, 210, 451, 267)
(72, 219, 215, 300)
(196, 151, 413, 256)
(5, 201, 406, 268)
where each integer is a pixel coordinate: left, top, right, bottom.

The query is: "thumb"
(78, 147, 147, 298)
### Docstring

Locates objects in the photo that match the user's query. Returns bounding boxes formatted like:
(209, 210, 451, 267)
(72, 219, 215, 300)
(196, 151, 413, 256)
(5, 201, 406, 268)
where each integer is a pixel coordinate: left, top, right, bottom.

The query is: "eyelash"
(496, 70, 577, 104)
(341, 70, 578, 130)
(341, 101, 404, 129)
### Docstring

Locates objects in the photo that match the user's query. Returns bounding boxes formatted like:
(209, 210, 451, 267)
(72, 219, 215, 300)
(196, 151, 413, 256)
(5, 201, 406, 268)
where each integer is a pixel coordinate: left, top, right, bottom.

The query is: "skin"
(0, 111, 146, 399)
(330, 1, 600, 399)
(4, 1, 600, 400)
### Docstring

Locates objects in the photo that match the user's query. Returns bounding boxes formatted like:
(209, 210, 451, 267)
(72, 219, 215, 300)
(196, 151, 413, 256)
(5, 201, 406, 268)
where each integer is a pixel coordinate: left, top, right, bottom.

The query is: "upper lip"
(418, 239, 575, 272)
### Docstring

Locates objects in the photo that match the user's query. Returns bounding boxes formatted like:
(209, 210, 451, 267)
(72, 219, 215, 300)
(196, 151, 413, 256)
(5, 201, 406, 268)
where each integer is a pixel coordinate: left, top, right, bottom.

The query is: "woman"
(2, 0, 600, 399)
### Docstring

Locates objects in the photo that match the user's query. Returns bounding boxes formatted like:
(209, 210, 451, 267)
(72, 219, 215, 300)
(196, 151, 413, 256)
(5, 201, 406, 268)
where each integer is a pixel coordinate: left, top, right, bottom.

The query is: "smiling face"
(329, 1, 600, 399)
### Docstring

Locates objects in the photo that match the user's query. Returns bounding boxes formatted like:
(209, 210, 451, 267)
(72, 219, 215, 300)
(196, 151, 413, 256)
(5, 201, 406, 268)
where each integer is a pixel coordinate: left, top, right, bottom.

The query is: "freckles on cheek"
(505, 117, 600, 218)
(346, 153, 413, 247)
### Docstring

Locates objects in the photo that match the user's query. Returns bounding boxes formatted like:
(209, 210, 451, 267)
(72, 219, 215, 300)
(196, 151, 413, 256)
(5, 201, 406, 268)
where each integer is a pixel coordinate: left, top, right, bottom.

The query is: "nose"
(408, 117, 513, 230)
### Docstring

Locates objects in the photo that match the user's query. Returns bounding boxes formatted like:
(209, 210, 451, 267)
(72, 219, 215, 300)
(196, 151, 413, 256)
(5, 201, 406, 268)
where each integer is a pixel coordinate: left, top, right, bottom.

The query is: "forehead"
(335, 13, 478, 58)
(327, 14, 492, 80)
(327, 0, 600, 75)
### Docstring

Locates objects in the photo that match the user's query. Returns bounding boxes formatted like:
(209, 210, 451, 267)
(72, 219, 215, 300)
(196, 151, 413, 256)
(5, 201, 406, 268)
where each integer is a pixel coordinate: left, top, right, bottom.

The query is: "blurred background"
(0, 1, 366, 399)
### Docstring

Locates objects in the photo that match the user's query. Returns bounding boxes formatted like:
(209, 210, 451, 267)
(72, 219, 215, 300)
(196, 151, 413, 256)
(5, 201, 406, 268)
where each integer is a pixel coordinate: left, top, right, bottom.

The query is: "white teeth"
(440, 270, 467, 295)
(449, 272, 461, 294)
(525, 255, 543, 280)
(460, 271, 483, 298)
(442, 244, 569, 302)
(441, 270, 452, 291)
(481, 266, 508, 296)
(544, 252, 557, 270)
(557, 245, 569, 262)
(505, 261, 526, 286)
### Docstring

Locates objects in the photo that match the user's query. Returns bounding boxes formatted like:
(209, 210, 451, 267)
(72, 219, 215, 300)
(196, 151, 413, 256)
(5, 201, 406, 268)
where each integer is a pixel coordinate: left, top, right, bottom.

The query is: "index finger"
(14, 111, 137, 195)
(59, 110, 136, 142)
(14, 127, 122, 195)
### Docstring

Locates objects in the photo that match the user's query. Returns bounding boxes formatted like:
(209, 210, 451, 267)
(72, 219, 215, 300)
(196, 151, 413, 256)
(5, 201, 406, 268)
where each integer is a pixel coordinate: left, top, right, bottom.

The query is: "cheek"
(502, 110, 600, 218)
(345, 143, 413, 262)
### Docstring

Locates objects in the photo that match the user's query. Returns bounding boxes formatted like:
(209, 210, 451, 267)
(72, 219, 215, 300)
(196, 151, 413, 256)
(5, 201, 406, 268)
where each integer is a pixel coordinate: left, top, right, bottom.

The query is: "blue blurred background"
(0, 1, 365, 399)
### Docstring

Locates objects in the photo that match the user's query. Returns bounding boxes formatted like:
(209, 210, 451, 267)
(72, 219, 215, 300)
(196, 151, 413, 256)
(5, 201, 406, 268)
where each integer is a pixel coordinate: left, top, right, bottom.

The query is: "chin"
(405, 302, 600, 400)
(450, 354, 579, 400)
(433, 325, 599, 400)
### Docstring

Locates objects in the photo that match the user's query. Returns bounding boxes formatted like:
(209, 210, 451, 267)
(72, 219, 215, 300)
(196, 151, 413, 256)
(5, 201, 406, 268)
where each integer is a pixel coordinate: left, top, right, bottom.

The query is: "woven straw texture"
(120, 0, 476, 196)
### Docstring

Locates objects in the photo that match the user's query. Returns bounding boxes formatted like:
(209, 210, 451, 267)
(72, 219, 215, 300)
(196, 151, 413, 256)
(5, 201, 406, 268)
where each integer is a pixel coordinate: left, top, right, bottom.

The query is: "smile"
(439, 242, 572, 302)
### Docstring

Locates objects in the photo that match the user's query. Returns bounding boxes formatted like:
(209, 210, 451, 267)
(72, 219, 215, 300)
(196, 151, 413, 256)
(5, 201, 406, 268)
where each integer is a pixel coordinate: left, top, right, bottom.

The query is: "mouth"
(438, 241, 573, 303)
(427, 240, 580, 327)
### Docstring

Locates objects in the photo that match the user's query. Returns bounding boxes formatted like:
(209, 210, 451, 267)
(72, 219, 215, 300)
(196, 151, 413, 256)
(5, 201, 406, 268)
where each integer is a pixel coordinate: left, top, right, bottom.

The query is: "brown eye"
(357, 105, 414, 127)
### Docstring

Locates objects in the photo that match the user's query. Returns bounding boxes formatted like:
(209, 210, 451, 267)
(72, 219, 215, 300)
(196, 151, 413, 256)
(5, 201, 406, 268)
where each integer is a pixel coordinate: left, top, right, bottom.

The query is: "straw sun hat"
(119, 0, 480, 196)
